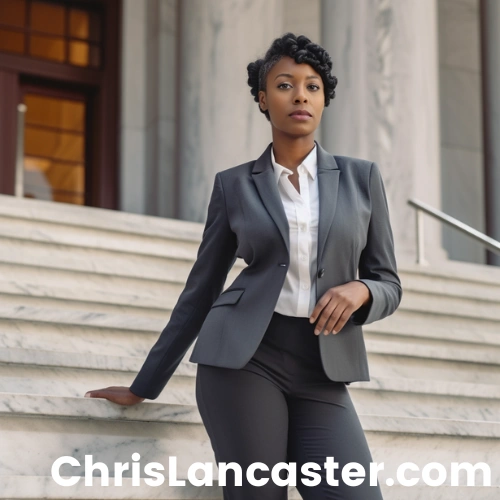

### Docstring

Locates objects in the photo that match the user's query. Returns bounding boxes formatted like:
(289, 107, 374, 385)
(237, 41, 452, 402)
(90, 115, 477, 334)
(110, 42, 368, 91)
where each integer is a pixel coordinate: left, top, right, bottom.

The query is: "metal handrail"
(408, 198, 500, 265)
(408, 198, 500, 264)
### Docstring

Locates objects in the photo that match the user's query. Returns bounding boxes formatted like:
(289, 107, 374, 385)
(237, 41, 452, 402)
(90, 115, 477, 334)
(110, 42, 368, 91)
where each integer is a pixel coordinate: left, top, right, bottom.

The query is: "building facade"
(0, 0, 498, 267)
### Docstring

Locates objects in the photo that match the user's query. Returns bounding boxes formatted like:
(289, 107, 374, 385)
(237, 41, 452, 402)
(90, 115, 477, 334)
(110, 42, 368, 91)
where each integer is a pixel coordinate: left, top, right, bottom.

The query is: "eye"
(277, 83, 321, 91)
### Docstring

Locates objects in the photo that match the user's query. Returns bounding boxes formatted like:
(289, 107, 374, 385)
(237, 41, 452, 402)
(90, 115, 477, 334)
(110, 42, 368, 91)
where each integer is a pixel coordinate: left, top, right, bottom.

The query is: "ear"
(258, 90, 267, 111)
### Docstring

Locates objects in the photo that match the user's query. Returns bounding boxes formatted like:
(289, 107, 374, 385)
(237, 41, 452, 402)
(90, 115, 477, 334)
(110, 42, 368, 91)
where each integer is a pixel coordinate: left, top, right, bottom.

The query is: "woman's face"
(258, 56, 325, 139)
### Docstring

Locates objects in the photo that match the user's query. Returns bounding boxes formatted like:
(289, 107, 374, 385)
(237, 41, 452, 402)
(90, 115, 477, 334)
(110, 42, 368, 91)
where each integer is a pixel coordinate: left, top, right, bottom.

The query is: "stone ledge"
(0, 194, 205, 241)
(1, 393, 500, 438)
(2, 301, 500, 347)
(0, 347, 197, 377)
(2, 348, 500, 401)
(366, 338, 500, 366)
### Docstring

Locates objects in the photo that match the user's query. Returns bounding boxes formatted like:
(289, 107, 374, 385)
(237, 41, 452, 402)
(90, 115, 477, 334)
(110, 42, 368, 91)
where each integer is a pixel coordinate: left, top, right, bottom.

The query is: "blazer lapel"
(251, 140, 341, 264)
(316, 140, 341, 264)
(252, 143, 290, 254)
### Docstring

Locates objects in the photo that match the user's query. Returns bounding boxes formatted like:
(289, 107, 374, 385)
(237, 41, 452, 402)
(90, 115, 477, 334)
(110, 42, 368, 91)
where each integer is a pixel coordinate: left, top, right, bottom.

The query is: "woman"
(86, 33, 402, 499)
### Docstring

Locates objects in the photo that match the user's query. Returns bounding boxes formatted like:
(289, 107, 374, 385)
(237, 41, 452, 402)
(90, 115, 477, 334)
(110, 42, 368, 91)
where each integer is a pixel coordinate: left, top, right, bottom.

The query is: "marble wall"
(438, 0, 486, 264)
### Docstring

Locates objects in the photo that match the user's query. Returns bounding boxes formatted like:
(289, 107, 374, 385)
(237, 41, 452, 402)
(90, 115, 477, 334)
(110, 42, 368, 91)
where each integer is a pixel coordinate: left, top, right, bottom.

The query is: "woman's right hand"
(84, 386, 145, 406)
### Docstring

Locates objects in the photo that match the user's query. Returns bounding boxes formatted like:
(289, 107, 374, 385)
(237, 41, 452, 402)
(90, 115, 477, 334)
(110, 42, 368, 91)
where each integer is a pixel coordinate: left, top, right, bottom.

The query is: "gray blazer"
(130, 140, 402, 400)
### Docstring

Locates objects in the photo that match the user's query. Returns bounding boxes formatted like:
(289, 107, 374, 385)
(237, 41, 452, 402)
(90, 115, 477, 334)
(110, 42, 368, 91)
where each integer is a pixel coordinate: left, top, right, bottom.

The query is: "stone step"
(2, 273, 500, 329)
(0, 347, 195, 405)
(0, 236, 200, 284)
(0, 307, 162, 357)
(398, 290, 500, 322)
(0, 476, 225, 499)
(0, 215, 198, 262)
(2, 303, 500, 383)
(366, 337, 500, 385)
(2, 347, 500, 422)
(0, 274, 243, 319)
(0, 476, 497, 500)
(0, 281, 174, 320)
(402, 269, 500, 302)
(2, 275, 500, 345)
(1, 294, 500, 353)
(401, 258, 500, 288)
(1, 393, 499, 486)
(364, 311, 500, 346)
(2, 193, 500, 287)
(0, 241, 493, 309)
(0, 393, 212, 479)
(0, 262, 189, 297)
(0, 195, 203, 252)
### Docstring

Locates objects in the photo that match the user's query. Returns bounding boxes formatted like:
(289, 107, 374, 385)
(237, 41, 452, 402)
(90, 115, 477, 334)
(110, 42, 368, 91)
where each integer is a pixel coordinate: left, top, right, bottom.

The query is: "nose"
(294, 86, 308, 103)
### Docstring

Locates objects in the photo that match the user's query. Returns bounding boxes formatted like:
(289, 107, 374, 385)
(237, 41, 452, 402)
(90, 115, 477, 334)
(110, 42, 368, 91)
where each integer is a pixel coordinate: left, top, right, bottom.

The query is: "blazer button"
(317, 268, 325, 278)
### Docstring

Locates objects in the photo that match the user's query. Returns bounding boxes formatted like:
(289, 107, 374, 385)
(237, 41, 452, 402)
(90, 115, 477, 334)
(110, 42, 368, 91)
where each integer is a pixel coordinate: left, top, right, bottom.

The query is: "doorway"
(21, 85, 89, 205)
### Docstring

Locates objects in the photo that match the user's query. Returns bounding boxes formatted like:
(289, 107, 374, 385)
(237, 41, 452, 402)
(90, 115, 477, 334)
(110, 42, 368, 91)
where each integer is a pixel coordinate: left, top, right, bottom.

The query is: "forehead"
(269, 56, 320, 78)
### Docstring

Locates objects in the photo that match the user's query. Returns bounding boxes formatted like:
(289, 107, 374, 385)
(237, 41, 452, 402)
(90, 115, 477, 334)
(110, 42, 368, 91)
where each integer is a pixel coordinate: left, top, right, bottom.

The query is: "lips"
(289, 110, 312, 117)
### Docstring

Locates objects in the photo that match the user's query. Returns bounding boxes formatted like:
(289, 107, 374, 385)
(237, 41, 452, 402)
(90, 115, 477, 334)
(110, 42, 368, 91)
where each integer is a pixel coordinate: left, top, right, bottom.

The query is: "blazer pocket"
(211, 288, 245, 307)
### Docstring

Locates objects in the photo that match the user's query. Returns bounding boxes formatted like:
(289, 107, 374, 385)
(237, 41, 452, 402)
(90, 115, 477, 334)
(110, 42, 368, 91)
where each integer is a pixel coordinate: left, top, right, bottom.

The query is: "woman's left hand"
(309, 281, 371, 335)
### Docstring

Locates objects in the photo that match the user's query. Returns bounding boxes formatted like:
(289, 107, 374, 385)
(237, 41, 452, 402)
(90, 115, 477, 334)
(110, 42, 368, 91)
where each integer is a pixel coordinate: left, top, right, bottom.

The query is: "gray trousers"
(196, 311, 384, 500)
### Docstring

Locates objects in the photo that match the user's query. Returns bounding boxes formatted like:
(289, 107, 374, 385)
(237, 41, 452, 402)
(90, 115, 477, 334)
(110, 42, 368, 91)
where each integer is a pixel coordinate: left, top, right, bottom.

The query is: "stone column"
(178, 0, 284, 222)
(320, 0, 447, 265)
(120, 0, 147, 215)
(480, 0, 500, 266)
(120, 0, 178, 218)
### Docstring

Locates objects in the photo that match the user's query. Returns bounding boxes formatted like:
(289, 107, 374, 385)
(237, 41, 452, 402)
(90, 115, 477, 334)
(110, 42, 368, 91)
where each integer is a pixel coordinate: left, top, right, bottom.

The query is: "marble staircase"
(0, 193, 499, 499)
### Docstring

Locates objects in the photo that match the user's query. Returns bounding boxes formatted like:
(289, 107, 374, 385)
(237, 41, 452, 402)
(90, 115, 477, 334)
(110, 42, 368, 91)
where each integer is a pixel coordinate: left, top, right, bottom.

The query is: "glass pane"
(47, 163, 85, 192)
(25, 127, 84, 162)
(24, 156, 84, 202)
(69, 40, 88, 66)
(69, 8, 100, 42)
(69, 9, 88, 39)
(0, 0, 26, 28)
(30, 0, 65, 36)
(22, 91, 86, 206)
(0, 28, 25, 53)
(29, 34, 65, 62)
(24, 94, 85, 133)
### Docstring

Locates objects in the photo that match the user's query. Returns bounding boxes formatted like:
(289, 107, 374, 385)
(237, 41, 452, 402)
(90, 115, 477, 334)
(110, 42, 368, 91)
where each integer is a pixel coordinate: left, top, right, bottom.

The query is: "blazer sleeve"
(350, 161, 403, 325)
(129, 172, 238, 400)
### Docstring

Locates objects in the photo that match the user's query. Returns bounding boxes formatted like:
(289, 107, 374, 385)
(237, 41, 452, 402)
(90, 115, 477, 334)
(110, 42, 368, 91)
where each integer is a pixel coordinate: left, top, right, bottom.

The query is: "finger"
(330, 310, 352, 335)
(84, 390, 107, 399)
(310, 294, 334, 324)
(310, 304, 324, 324)
(324, 317, 339, 335)
(322, 307, 343, 335)
(314, 308, 335, 335)
(84, 387, 117, 398)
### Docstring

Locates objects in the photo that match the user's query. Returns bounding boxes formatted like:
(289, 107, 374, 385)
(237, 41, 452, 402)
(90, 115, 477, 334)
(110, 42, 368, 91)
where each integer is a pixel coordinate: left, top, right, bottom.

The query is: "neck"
(271, 133, 316, 172)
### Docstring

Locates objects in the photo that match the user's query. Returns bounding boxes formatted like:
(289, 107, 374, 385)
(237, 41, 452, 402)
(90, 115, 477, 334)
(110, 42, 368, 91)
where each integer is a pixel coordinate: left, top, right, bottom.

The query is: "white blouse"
(270, 143, 319, 318)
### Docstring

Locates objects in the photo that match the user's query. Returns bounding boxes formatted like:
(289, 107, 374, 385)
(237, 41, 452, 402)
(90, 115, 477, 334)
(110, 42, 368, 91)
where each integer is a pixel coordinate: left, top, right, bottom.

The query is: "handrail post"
(15, 103, 27, 198)
(415, 208, 429, 266)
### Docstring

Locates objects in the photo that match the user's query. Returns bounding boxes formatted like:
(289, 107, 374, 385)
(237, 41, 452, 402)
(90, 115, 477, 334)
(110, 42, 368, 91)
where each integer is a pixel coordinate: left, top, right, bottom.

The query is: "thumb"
(84, 391, 102, 398)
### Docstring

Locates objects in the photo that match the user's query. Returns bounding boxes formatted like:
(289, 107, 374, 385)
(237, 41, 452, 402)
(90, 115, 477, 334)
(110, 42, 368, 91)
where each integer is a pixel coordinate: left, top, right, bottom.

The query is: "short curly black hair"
(247, 32, 337, 122)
